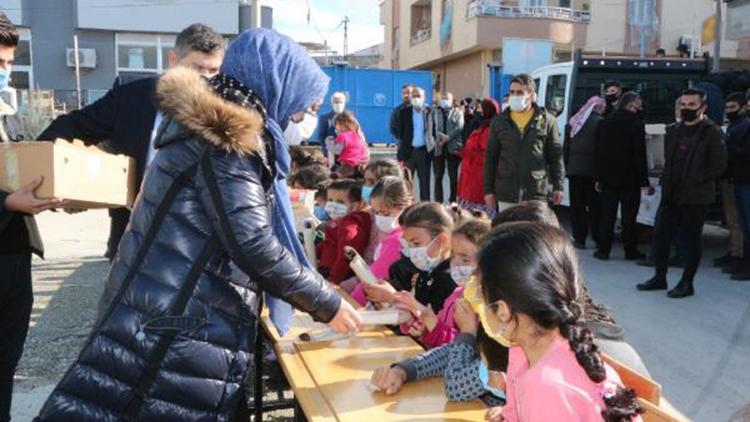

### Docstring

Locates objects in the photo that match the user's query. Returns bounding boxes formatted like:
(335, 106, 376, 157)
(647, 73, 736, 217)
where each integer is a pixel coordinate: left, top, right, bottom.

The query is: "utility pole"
(713, 0, 722, 71)
(73, 34, 82, 109)
(342, 16, 350, 61)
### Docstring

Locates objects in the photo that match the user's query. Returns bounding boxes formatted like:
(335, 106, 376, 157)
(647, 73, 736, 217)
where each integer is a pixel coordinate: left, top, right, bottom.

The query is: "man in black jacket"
(724, 92, 750, 280)
(38, 23, 225, 260)
(638, 88, 727, 298)
(594, 92, 653, 261)
(397, 87, 434, 201)
(0, 13, 66, 421)
(389, 84, 413, 142)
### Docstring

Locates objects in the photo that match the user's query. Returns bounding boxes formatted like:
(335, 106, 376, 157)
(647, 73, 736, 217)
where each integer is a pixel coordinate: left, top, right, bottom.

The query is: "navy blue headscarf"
(221, 29, 329, 334)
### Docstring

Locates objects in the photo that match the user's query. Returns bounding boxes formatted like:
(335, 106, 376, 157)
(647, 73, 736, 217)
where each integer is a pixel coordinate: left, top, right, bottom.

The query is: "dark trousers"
(569, 176, 601, 245)
(735, 185, 750, 258)
(407, 147, 432, 201)
(598, 186, 641, 256)
(105, 207, 131, 260)
(646, 207, 687, 263)
(654, 204, 708, 283)
(0, 253, 33, 422)
(433, 153, 460, 203)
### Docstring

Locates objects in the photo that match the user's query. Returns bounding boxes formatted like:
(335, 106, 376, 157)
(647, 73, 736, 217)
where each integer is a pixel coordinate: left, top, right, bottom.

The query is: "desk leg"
(253, 321, 265, 422)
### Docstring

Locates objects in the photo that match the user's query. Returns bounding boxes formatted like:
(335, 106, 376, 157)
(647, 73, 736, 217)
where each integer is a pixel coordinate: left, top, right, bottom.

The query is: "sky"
(269, 0, 384, 55)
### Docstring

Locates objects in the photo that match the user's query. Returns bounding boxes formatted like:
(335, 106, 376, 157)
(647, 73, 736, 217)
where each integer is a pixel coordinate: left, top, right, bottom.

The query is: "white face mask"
(508, 95, 529, 112)
(402, 236, 442, 272)
(375, 214, 399, 233)
(283, 113, 318, 145)
(449, 262, 475, 286)
(332, 103, 345, 114)
(440, 99, 451, 109)
(411, 97, 424, 109)
(324, 202, 349, 220)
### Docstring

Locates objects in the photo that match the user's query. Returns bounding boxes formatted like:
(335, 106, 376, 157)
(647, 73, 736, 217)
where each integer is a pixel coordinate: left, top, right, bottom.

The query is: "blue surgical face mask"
(0, 68, 10, 91)
(478, 361, 505, 400)
(313, 204, 329, 221)
(361, 185, 374, 203)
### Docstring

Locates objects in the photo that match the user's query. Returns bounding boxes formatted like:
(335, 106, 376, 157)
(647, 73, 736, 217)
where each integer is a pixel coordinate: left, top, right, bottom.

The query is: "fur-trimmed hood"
(156, 67, 264, 154)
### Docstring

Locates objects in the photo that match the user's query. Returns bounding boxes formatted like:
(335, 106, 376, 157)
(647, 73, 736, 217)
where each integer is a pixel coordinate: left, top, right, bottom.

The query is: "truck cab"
(532, 51, 710, 224)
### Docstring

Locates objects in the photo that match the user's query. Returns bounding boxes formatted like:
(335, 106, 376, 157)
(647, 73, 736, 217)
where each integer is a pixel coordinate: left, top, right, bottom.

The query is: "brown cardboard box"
(0, 140, 135, 209)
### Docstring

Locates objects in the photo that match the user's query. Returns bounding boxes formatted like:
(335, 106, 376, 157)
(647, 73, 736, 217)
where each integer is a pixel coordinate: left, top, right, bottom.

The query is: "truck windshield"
(572, 73, 694, 124)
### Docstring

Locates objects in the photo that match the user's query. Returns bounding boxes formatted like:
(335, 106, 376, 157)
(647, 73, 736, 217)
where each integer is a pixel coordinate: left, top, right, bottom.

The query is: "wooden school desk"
(257, 288, 487, 421)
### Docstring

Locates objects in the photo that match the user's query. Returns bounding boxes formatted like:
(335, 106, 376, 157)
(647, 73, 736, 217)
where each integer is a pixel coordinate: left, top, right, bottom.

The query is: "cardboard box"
(0, 140, 135, 209)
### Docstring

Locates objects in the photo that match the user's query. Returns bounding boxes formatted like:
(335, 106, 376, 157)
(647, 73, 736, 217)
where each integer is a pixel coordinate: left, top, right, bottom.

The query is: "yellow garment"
(510, 108, 535, 134)
(464, 276, 516, 347)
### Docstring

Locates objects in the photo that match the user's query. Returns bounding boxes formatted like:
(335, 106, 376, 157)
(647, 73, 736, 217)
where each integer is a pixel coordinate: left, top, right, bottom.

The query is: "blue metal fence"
(311, 65, 433, 144)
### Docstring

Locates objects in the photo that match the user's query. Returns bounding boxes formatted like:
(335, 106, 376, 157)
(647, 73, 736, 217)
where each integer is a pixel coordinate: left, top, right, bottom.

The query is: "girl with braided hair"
(478, 222, 643, 421)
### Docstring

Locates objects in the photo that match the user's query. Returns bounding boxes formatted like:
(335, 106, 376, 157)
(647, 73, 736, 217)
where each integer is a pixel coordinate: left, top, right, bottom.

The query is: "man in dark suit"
(397, 86, 434, 201)
(39, 23, 225, 260)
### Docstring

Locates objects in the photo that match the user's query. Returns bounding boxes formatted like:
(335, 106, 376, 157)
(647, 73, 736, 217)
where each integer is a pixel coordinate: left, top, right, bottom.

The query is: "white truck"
(531, 51, 711, 225)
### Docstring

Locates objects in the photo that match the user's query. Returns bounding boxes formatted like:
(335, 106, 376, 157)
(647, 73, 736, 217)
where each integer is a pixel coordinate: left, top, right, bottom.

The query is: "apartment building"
(380, 0, 749, 100)
(2, 0, 272, 107)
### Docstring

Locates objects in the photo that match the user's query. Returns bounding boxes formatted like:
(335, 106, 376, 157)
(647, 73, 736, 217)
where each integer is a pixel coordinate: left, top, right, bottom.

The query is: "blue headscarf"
(221, 29, 330, 334)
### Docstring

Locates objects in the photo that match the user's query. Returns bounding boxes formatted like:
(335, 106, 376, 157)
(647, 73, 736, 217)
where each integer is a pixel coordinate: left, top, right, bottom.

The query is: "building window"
(559, 0, 571, 8)
(10, 28, 32, 91)
(115, 33, 176, 77)
(410, 0, 432, 45)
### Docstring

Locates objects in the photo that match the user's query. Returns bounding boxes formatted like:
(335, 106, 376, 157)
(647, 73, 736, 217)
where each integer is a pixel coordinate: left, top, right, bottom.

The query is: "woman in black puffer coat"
(37, 30, 360, 422)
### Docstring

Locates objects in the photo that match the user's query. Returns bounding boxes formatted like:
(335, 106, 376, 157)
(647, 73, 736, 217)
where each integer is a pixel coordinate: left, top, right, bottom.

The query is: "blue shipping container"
(311, 65, 433, 144)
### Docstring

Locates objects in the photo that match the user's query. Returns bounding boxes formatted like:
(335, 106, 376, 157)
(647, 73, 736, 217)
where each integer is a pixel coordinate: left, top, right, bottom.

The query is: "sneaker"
(722, 257, 743, 274)
(713, 253, 733, 267)
(573, 241, 587, 250)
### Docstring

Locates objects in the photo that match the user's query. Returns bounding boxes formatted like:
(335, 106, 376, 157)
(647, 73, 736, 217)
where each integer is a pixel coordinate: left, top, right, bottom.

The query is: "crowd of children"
(287, 141, 646, 421)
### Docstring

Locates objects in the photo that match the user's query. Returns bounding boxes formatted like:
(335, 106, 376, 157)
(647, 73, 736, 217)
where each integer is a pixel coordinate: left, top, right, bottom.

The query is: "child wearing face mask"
(332, 111, 370, 174)
(395, 218, 491, 348)
(316, 179, 372, 284)
(360, 202, 455, 313)
(370, 219, 506, 405)
(349, 176, 412, 303)
(478, 223, 643, 422)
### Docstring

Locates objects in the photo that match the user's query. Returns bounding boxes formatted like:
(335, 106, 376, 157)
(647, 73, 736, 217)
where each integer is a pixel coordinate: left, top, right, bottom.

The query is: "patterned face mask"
(450, 262, 475, 286)
(324, 202, 348, 220)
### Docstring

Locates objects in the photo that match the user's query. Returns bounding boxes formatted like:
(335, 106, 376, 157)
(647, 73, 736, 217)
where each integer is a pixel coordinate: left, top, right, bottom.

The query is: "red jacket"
(458, 125, 491, 203)
(316, 210, 372, 284)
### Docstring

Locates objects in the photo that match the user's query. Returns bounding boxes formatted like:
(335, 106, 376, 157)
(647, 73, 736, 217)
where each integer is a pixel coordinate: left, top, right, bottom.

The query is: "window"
(115, 33, 176, 75)
(559, 0, 571, 8)
(9, 28, 32, 91)
(520, 0, 548, 7)
(545, 74, 567, 117)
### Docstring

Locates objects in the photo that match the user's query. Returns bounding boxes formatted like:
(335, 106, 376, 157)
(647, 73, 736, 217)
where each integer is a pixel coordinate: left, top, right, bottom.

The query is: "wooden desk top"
(296, 336, 487, 422)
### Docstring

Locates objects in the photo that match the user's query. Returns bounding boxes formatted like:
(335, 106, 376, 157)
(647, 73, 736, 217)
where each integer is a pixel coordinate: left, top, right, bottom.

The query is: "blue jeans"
(735, 185, 750, 258)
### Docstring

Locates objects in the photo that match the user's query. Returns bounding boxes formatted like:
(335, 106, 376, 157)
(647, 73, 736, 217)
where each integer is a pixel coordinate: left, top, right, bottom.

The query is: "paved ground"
(10, 205, 750, 421)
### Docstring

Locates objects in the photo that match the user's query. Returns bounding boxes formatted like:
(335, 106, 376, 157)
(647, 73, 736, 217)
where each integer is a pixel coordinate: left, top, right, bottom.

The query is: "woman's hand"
(370, 365, 407, 395)
(327, 300, 361, 334)
(454, 299, 479, 335)
(362, 279, 397, 304)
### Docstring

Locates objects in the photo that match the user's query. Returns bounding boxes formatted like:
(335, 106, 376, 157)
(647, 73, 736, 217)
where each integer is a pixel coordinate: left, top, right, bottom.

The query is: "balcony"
(411, 28, 432, 45)
(466, 2, 591, 23)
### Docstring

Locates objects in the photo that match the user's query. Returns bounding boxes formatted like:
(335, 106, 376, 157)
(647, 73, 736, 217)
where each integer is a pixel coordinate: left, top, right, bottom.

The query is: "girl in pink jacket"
(478, 223, 643, 422)
(351, 176, 411, 306)
(395, 219, 491, 349)
(333, 111, 370, 171)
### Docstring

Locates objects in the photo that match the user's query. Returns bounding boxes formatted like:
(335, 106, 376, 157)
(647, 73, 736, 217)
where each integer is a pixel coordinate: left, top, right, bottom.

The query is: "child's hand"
(407, 320, 426, 337)
(370, 365, 407, 395)
(454, 299, 479, 335)
(362, 279, 397, 304)
(485, 406, 504, 422)
(394, 291, 437, 331)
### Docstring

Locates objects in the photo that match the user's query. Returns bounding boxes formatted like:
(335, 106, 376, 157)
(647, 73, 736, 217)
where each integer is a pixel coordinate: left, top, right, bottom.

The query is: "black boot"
(625, 250, 646, 261)
(593, 250, 609, 261)
(731, 257, 750, 281)
(667, 279, 694, 298)
(713, 252, 733, 267)
(637, 276, 668, 291)
(722, 256, 743, 274)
